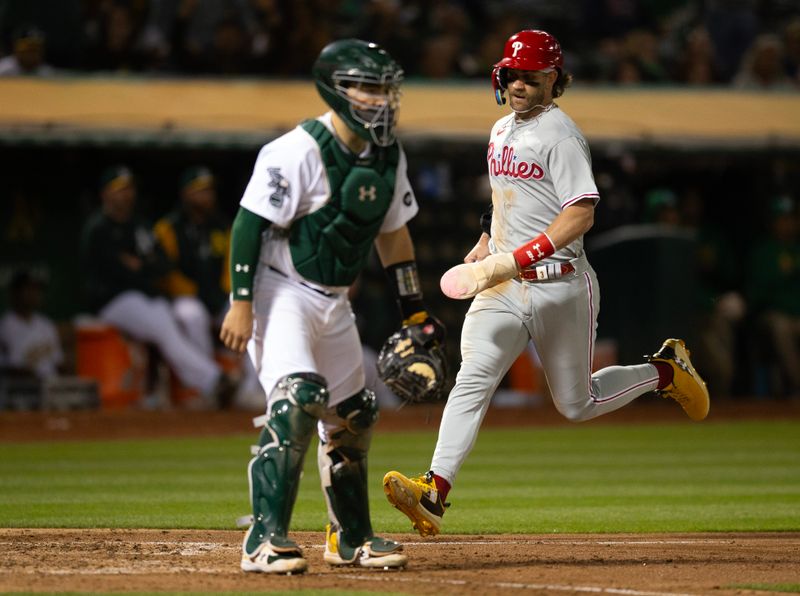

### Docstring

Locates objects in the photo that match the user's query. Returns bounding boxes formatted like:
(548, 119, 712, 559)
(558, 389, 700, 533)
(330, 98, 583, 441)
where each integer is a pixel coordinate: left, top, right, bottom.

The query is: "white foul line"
(340, 573, 698, 596)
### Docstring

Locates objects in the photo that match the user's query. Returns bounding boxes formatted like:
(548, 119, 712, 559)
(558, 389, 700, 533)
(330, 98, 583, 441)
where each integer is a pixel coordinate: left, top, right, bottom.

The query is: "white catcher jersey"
(240, 111, 419, 293)
(487, 105, 600, 261)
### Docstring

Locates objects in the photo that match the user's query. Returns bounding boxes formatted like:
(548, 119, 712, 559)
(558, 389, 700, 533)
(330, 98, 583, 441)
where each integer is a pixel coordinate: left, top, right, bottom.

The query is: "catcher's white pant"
(99, 290, 221, 395)
(431, 261, 660, 484)
(248, 267, 364, 409)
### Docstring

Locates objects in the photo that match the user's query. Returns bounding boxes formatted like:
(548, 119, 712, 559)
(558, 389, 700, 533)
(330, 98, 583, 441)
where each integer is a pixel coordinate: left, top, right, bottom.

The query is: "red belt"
(518, 262, 576, 282)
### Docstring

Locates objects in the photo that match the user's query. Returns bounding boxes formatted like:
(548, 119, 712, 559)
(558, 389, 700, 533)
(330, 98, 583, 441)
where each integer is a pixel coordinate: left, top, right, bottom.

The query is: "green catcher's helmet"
(312, 39, 403, 147)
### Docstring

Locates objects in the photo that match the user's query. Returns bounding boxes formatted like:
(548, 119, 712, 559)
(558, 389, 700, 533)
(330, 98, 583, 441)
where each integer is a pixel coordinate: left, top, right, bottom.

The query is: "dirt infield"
(2, 528, 799, 595)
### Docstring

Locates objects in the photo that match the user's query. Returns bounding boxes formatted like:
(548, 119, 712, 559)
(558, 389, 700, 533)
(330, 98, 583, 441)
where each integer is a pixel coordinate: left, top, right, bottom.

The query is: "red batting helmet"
(492, 30, 563, 105)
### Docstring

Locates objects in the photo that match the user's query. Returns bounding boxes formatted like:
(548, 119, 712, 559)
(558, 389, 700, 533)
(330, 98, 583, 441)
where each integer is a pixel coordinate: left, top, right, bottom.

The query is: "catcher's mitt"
(377, 317, 447, 404)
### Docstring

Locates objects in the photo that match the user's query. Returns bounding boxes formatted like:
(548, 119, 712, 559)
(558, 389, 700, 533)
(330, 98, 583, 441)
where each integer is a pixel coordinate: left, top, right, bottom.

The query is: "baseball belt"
(518, 262, 576, 282)
(268, 265, 335, 297)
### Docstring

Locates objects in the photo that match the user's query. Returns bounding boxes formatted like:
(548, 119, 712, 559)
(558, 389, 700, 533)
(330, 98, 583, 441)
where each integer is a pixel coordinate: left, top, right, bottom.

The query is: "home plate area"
(2, 529, 798, 595)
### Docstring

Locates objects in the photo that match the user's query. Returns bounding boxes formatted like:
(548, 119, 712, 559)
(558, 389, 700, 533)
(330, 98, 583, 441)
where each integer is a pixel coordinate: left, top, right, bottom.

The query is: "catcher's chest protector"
(290, 119, 399, 286)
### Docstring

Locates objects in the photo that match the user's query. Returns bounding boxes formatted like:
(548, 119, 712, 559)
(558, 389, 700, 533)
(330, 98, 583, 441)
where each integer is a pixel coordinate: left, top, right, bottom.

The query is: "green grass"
(726, 585, 800, 594)
(0, 420, 798, 533)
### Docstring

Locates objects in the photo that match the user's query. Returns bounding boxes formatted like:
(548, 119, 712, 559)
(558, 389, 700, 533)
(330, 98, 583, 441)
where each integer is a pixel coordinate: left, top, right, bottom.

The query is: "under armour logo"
(267, 167, 289, 206)
(511, 41, 524, 57)
(358, 185, 377, 202)
(525, 243, 544, 262)
(234, 264, 250, 273)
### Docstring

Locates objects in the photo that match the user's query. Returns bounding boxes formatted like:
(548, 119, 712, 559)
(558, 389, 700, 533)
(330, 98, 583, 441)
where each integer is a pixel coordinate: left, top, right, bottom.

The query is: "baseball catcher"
(219, 38, 448, 574)
(377, 315, 447, 404)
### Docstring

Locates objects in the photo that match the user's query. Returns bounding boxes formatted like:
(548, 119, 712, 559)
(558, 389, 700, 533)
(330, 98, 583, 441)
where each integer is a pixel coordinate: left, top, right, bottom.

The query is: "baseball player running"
(219, 39, 444, 574)
(383, 29, 710, 538)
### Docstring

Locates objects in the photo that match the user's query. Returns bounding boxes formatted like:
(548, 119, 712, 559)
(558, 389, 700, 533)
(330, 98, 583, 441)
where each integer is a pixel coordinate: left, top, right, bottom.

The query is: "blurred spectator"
(704, 0, 759, 81)
(153, 166, 261, 406)
(169, 1, 256, 75)
(0, 0, 792, 84)
(783, 18, 800, 85)
(419, 34, 465, 79)
(0, 270, 63, 380)
(673, 25, 722, 85)
(352, 0, 421, 74)
(680, 187, 745, 398)
(643, 187, 681, 225)
(153, 166, 230, 356)
(80, 165, 234, 407)
(614, 57, 643, 84)
(467, 13, 522, 79)
(81, 1, 157, 72)
(746, 195, 800, 397)
(581, 0, 653, 40)
(733, 34, 793, 90)
(0, 27, 55, 76)
(622, 29, 669, 84)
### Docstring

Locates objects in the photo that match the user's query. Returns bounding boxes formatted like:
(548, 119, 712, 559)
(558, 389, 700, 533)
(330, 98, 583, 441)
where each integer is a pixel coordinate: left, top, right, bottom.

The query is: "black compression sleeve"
(384, 260, 426, 324)
(230, 207, 269, 301)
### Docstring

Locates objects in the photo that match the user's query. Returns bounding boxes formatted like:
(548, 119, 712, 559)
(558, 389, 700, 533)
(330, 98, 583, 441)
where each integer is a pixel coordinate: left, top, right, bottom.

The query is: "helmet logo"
(511, 41, 524, 57)
(358, 185, 377, 202)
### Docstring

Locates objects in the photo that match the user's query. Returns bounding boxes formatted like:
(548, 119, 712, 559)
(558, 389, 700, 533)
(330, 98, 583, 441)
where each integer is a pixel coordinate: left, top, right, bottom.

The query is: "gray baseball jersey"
(486, 104, 599, 260)
(430, 105, 660, 484)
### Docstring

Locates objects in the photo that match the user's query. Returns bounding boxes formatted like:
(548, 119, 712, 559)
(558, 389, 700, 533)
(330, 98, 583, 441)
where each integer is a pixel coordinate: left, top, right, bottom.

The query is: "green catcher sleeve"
(230, 206, 270, 301)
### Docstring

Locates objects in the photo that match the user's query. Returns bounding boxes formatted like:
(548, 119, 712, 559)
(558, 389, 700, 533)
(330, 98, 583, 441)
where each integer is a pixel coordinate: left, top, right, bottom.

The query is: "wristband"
(512, 232, 555, 269)
(384, 260, 426, 324)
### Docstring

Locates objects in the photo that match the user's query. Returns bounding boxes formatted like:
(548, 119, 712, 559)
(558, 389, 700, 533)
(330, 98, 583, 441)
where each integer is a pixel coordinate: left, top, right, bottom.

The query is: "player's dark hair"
(552, 69, 573, 98)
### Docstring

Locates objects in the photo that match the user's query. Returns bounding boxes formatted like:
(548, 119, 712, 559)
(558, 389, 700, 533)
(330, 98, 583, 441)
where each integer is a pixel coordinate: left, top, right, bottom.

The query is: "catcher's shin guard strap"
(245, 375, 329, 556)
(318, 389, 378, 558)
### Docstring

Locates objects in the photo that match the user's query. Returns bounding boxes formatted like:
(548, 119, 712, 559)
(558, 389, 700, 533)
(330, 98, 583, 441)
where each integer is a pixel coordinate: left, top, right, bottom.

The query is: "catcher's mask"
(492, 29, 563, 106)
(313, 39, 403, 147)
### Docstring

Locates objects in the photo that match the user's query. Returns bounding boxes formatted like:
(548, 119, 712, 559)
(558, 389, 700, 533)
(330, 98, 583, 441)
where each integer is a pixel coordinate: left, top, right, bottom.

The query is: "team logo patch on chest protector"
(290, 119, 398, 287)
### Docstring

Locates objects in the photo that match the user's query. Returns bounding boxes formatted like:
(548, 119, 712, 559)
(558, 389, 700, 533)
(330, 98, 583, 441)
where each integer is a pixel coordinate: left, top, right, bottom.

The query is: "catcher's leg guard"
(241, 373, 329, 573)
(318, 388, 407, 568)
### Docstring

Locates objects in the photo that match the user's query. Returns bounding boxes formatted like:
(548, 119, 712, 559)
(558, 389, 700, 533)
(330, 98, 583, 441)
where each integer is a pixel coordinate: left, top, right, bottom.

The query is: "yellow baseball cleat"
(647, 338, 710, 421)
(383, 470, 447, 537)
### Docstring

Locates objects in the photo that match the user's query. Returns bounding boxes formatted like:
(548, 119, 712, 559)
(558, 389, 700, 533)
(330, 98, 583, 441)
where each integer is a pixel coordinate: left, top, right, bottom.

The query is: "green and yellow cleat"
(240, 537, 307, 575)
(647, 338, 710, 421)
(323, 523, 407, 569)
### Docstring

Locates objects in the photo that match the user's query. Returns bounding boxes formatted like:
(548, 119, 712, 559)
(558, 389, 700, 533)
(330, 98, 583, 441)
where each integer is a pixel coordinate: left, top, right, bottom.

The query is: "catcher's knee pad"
(245, 373, 329, 556)
(318, 388, 378, 561)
